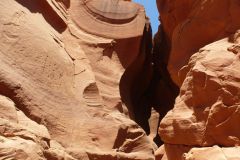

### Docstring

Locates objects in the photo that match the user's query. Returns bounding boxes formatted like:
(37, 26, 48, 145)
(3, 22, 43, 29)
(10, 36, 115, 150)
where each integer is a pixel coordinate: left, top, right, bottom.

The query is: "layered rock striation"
(1, 0, 240, 160)
(0, 0, 156, 159)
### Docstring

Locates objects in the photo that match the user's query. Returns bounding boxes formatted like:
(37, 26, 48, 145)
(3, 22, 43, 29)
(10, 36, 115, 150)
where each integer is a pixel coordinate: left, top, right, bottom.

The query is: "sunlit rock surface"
(157, 0, 240, 85)
(2, 0, 240, 159)
(156, 0, 240, 159)
(0, 0, 155, 159)
(160, 36, 240, 147)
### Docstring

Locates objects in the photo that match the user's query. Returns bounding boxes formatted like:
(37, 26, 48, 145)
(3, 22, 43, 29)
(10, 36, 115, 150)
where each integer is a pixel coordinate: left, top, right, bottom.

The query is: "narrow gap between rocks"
(120, 1, 179, 147)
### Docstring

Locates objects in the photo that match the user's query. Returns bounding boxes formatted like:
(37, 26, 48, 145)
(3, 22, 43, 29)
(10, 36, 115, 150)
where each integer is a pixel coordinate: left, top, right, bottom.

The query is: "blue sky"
(133, 0, 159, 34)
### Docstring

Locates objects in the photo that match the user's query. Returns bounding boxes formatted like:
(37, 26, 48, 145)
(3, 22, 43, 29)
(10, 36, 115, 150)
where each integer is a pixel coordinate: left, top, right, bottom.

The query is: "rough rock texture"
(160, 36, 240, 147)
(157, 0, 240, 85)
(156, 0, 240, 159)
(0, 95, 54, 160)
(2, 0, 240, 159)
(0, 0, 155, 159)
(184, 146, 240, 160)
(159, 145, 240, 160)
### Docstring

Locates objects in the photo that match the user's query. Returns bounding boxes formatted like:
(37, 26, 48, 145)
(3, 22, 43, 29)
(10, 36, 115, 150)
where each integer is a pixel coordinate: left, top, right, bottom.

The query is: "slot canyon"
(0, 0, 240, 159)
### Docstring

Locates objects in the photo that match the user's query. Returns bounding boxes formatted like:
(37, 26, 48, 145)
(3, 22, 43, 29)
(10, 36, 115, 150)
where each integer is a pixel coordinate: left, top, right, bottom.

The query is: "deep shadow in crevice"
(120, 20, 153, 134)
(16, 0, 67, 33)
(150, 24, 180, 146)
(59, 0, 70, 9)
(120, 21, 179, 147)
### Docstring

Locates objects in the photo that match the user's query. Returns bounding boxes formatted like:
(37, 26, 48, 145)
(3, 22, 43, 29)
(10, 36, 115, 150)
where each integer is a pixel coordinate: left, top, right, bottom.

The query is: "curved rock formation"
(2, 0, 240, 159)
(69, 0, 146, 39)
(0, 0, 155, 159)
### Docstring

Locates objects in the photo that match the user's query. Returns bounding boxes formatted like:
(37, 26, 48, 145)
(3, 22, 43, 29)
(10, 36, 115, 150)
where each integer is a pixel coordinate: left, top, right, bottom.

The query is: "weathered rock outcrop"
(160, 36, 240, 147)
(156, 0, 240, 159)
(0, 0, 155, 159)
(157, 0, 240, 85)
(2, 0, 240, 159)
(159, 34, 240, 159)
(184, 146, 240, 160)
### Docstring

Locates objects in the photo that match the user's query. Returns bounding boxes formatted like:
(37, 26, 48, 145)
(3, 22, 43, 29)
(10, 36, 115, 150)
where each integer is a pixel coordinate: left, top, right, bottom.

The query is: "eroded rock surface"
(157, 0, 240, 85)
(0, 0, 155, 159)
(155, 0, 240, 160)
(184, 146, 240, 160)
(156, 0, 240, 158)
(2, 0, 240, 159)
(160, 36, 240, 147)
(69, 0, 146, 39)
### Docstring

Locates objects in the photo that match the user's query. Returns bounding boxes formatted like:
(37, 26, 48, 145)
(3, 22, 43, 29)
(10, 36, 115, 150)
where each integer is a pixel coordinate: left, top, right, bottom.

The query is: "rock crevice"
(1, 0, 240, 160)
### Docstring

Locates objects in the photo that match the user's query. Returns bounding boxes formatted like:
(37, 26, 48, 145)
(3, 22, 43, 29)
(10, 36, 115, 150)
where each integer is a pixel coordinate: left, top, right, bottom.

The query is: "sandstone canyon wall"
(0, 0, 156, 159)
(156, 0, 240, 159)
(1, 0, 240, 160)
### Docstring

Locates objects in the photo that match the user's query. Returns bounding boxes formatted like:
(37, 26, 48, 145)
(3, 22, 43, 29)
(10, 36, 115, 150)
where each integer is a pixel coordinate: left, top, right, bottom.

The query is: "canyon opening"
(0, 0, 240, 160)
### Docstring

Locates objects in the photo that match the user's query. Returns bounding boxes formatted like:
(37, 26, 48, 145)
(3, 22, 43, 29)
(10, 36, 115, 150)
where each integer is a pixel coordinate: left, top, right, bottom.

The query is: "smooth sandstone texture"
(0, 0, 155, 159)
(2, 0, 240, 159)
(69, 0, 146, 39)
(154, 145, 165, 160)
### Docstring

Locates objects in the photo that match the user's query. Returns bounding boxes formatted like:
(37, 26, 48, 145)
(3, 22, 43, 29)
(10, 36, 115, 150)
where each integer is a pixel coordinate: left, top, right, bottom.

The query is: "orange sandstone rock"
(159, 32, 240, 160)
(0, 0, 154, 159)
(157, 0, 240, 85)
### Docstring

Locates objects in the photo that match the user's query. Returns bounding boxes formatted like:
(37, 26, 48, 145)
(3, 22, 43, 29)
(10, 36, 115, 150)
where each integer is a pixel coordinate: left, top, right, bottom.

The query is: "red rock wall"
(0, 0, 156, 159)
(156, 0, 240, 159)
(1, 0, 240, 159)
(157, 0, 240, 85)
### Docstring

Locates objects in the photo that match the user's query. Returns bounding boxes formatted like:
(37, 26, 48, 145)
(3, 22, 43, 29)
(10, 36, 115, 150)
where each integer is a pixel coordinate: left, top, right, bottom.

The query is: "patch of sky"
(133, 0, 160, 34)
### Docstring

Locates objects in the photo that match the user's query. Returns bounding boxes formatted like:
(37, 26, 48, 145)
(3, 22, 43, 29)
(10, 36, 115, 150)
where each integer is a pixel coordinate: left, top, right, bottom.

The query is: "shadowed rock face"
(0, 0, 155, 159)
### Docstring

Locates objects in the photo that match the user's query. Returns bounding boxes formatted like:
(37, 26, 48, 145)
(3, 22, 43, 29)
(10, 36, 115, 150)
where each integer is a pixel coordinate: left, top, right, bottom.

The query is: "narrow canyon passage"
(120, 0, 179, 146)
(1, 0, 240, 160)
(120, 24, 179, 146)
